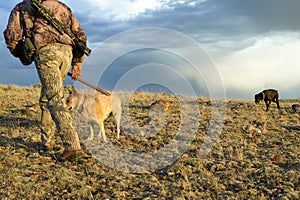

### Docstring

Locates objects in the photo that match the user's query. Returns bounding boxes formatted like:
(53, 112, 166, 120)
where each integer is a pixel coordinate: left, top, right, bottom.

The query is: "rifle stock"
(67, 72, 111, 96)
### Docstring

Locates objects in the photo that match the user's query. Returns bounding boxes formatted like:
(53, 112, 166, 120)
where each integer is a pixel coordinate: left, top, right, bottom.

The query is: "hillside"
(0, 85, 299, 199)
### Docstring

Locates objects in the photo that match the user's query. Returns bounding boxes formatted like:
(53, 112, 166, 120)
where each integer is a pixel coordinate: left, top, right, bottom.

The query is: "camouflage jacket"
(3, 0, 87, 66)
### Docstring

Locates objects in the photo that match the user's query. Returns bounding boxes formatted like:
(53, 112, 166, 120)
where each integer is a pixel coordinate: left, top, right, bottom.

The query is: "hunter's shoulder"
(42, 0, 70, 7)
(12, 0, 30, 11)
(42, 0, 73, 12)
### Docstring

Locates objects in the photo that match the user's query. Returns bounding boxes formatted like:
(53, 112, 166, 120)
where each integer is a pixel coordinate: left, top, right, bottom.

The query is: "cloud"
(217, 32, 300, 98)
(204, 0, 300, 32)
(79, 27, 224, 98)
(63, 0, 198, 21)
(59, 0, 300, 51)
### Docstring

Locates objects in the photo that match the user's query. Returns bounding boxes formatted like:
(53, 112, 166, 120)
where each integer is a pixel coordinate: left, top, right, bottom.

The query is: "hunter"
(3, 0, 88, 162)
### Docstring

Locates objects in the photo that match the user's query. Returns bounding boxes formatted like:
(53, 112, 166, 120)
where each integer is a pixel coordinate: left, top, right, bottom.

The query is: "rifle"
(31, 0, 91, 56)
(67, 72, 111, 96)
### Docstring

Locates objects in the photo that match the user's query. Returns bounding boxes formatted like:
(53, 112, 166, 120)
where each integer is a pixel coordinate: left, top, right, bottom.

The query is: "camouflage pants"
(34, 44, 81, 151)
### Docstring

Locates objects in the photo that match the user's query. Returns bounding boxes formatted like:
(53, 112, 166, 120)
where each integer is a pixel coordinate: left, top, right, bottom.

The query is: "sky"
(1, 0, 300, 99)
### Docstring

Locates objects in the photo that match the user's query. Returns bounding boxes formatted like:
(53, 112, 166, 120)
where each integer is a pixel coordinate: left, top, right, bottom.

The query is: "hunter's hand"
(72, 65, 82, 79)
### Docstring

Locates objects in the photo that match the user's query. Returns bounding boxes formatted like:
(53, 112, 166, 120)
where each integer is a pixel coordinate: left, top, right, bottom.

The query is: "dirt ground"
(0, 85, 299, 199)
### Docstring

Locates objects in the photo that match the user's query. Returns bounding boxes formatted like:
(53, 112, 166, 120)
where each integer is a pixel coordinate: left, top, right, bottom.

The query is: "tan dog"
(150, 99, 173, 111)
(66, 87, 122, 142)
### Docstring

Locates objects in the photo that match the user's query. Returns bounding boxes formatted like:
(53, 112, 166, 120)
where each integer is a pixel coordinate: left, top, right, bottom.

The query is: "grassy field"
(0, 85, 299, 199)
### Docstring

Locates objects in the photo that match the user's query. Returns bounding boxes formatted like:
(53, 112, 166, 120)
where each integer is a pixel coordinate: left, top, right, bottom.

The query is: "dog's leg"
(99, 121, 107, 142)
(265, 101, 269, 111)
(113, 106, 122, 140)
(96, 128, 102, 139)
(276, 98, 280, 109)
(116, 119, 120, 140)
(87, 122, 94, 141)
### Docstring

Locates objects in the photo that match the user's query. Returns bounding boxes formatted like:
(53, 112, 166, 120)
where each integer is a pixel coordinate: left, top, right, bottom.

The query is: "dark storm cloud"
(123, 0, 300, 44)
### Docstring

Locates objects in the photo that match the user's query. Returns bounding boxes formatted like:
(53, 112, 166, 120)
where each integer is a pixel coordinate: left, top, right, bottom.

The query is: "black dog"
(292, 104, 300, 113)
(254, 89, 280, 111)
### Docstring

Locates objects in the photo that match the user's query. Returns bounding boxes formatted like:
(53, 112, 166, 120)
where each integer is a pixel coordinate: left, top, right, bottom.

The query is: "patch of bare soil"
(0, 85, 299, 199)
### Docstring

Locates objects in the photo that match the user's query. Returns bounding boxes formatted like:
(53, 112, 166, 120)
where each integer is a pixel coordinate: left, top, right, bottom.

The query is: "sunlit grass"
(0, 85, 299, 199)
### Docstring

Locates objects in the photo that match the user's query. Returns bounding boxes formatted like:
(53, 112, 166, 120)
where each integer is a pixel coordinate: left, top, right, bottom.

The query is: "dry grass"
(0, 85, 299, 199)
